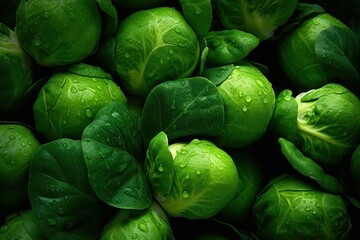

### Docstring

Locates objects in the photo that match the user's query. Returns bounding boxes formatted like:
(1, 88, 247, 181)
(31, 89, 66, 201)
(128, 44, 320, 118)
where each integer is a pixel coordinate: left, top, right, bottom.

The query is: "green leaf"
(28, 138, 104, 240)
(316, 25, 360, 89)
(278, 137, 345, 195)
(145, 131, 174, 200)
(201, 64, 234, 86)
(82, 100, 143, 161)
(82, 101, 152, 209)
(141, 77, 225, 145)
(269, 89, 300, 144)
(82, 138, 152, 209)
(179, 0, 212, 37)
(95, 0, 118, 34)
(203, 29, 259, 67)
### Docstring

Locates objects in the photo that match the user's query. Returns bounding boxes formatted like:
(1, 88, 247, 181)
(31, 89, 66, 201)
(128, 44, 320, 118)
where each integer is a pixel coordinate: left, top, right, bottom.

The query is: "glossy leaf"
(141, 77, 225, 145)
(28, 138, 104, 240)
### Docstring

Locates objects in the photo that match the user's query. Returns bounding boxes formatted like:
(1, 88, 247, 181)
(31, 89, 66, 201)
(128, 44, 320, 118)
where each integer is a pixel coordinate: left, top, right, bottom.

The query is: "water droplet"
(138, 223, 148, 233)
(179, 162, 187, 168)
(185, 173, 190, 179)
(157, 163, 164, 172)
(196, 169, 201, 175)
(175, 27, 181, 33)
(195, 8, 203, 15)
(305, 206, 311, 211)
(182, 190, 190, 198)
(85, 109, 92, 118)
(8, 135, 16, 140)
(245, 95, 252, 103)
(47, 218, 57, 226)
(132, 233, 138, 239)
(242, 105, 248, 112)
(112, 111, 120, 119)
(312, 210, 317, 215)
(57, 207, 65, 215)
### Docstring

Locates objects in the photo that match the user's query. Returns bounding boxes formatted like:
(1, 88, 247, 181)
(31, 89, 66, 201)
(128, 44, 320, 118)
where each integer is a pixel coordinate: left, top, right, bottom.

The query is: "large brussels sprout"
(252, 174, 352, 240)
(15, 0, 104, 67)
(270, 83, 360, 168)
(204, 63, 276, 148)
(0, 124, 40, 212)
(212, 0, 298, 40)
(0, 22, 33, 114)
(145, 131, 239, 219)
(111, 7, 200, 96)
(0, 209, 46, 239)
(100, 203, 174, 240)
(33, 63, 127, 141)
(278, 13, 360, 91)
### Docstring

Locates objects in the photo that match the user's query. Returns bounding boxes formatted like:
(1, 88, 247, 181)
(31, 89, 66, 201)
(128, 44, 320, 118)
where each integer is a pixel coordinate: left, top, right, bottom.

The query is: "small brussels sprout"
(111, 7, 200, 96)
(33, 63, 127, 141)
(212, 0, 298, 40)
(145, 131, 239, 219)
(15, 0, 103, 67)
(278, 13, 360, 91)
(252, 174, 352, 240)
(0, 209, 46, 240)
(270, 83, 360, 168)
(0, 22, 33, 114)
(0, 124, 40, 212)
(210, 63, 276, 148)
(100, 203, 174, 240)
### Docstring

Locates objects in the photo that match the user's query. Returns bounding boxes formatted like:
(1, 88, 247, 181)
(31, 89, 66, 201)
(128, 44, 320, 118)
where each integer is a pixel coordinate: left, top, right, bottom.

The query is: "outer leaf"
(82, 101, 152, 209)
(201, 64, 234, 86)
(269, 89, 300, 144)
(316, 25, 360, 89)
(82, 138, 152, 209)
(28, 138, 104, 240)
(82, 100, 143, 161)
(278, 137, 345, 195)
(203, 29, 259, 67)
(95, 0, 118, 34)
(179, 0, 212, 37)
(144, 131, 174, 200)
(141, 77, 225, 145)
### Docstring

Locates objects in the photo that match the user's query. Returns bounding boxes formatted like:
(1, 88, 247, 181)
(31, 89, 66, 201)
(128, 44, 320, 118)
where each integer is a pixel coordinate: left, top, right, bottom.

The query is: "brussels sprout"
(252, 174, 352, 240)
(0, 209, 46, 239)
(33, 63, 127, 141)
(278, 13, 360, 91)
(111, 7, 200, 96)
(270, 83, 360, 168)
(0, 124, 40, 212)
(212, 0, 298, 40)
(100, 203, 174, 240)
(203, 63, 276, 148)
(15, 0, 103, 67)
(0, 22, 33, 115)
(145, 131, 239, 219)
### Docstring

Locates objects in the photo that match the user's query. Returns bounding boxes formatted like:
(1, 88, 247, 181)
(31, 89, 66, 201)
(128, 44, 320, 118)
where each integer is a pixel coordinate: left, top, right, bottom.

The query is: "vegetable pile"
(1, 0, 360, 239)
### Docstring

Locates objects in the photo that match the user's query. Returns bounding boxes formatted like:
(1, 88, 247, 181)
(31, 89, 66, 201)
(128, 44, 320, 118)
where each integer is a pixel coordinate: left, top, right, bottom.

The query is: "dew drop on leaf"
(46, 217, 57, 226)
